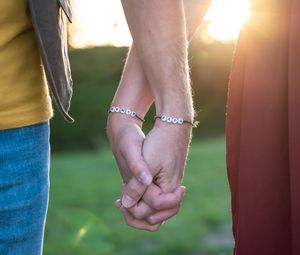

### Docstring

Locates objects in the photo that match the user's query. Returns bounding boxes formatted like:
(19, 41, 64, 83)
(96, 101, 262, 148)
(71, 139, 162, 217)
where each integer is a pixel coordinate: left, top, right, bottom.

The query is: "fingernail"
(175, 186, 186, 197)
(138, 172, 152, 185)
(115, 199, 121, 208)
(180, 186, 186, 196)
(121, 195, 135, 208)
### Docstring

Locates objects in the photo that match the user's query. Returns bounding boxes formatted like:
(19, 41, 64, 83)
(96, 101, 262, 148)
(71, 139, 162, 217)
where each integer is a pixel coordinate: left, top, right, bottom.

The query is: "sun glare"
(70, 0, 249, 48)
(69, 0, 132, 48)
(205, 0, 249, 42)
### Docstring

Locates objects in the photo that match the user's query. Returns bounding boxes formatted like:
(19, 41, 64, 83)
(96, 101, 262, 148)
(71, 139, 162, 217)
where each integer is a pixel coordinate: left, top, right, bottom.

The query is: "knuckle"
(129, 162, 143, 175)
(145, 195, 156, 207)
(129, 208, 145, 220)
(168, 197, 179, 208)
(151, 199, 162, 210)
(174, 195, 182, 205)
(147, 216, 157, 225)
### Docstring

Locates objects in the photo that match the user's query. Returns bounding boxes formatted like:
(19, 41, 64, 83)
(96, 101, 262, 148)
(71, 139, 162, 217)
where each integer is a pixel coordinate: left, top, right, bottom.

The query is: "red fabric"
(226, 1, 300, 254)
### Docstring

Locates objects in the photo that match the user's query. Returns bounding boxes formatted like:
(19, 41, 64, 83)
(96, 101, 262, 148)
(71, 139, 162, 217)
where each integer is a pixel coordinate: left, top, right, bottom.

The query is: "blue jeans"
(0, 122, 50, 255)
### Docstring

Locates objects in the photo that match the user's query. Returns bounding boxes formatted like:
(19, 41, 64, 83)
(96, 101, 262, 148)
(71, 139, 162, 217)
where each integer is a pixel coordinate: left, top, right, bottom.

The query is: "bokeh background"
(45, 1, 249, 254)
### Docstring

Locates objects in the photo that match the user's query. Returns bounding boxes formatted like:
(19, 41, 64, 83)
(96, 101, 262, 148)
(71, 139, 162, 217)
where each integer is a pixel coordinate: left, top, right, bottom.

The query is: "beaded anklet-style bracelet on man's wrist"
(154, 115, 198, 127)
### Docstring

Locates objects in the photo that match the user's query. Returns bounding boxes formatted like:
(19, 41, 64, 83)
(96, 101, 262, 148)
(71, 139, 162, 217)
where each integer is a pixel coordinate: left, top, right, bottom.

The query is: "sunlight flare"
(69, 0, 132, 48)
(75, 226, 88, 242)
(70, 0, 250, 48)
(205, 0, 249, 42)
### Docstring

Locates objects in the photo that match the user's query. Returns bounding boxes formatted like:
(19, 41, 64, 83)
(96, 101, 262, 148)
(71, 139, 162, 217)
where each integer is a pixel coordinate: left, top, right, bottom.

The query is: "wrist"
(108, 109, 143, 128)
(155, 96, 194, 122)
(107, 110, 143, 145)
(152, 78, 194, 117)
(111, 94, 153, 120)
(152, 115, 193, 146)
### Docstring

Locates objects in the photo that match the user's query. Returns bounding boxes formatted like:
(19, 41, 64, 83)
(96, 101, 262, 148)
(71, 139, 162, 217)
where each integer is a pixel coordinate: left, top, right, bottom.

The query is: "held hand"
(116, 184, 185, 231)
(108, 114, 186, 231)
(107, 115, 153, 207)
(143, 121, 192, 192)
(119, 121, 192, 230)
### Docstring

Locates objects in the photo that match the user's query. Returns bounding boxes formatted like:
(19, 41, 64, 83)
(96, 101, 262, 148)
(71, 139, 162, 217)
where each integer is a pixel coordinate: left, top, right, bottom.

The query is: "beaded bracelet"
(108, 106, 144, 122)
(154, 115, 198, 127)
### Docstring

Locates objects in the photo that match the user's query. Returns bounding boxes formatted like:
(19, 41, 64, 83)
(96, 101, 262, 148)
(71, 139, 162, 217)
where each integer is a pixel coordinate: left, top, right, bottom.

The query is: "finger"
(117, 198, 155, 222)
(125, 185, 185, 220)
(128, 199, 181, 223)
(121, 177, 147, 208)
(115, 199, 122, 208)
(115, 154, 132, 183)
(121, 130, 152, 186)
(119, 206, 161, 232)
(127, 199, 156, 220)
(146, 206, 180, 225)
(143, 185, 186, 211)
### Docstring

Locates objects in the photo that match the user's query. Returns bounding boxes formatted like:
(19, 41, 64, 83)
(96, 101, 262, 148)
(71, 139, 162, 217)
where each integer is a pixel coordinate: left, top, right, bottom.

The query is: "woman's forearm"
(111, 45, 154, 120)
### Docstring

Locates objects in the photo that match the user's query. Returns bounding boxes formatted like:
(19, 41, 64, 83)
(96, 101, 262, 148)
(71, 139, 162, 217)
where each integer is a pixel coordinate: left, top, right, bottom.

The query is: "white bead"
(110, 107, 116, 112)
(115, 107, 120, 112)
(161, 115, 167, 121)
(126, 109, 131, 115)
(131, 111, 137, 117)
(166, 116, 172, 123)
(120, 107, 126, 113)
(178, 118, 184, 124)
(172, 118, 178, 124)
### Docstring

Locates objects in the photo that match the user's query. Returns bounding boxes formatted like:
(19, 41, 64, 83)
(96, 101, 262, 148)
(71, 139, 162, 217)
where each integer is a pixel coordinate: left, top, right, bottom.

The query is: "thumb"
(119, 127, 153, 208)
(122, 137, 152, 186)
(121, 177, 148, 208)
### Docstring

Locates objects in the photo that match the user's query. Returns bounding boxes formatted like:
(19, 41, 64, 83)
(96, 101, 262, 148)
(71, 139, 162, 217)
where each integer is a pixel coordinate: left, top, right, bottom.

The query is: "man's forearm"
(111, 0, 212, 120)
(121, 0, 192, 119)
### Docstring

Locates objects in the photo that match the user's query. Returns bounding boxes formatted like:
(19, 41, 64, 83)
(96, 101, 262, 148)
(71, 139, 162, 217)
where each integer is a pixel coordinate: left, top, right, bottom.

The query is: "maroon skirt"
(226, 0, 300, 254)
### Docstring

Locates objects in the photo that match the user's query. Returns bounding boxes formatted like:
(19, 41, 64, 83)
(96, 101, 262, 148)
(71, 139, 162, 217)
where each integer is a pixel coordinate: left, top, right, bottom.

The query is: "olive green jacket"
(28, 0, 74, 122)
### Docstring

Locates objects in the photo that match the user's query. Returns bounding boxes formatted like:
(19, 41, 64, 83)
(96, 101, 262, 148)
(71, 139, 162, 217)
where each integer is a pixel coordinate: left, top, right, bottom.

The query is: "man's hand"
(118, 121, 192, 230)
(107, 115, 187, 232)
(143, 121, 192, 192)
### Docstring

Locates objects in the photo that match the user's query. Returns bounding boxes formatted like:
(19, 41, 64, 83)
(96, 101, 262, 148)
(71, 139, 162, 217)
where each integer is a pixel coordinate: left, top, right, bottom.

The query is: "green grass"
(44, 136, 233, 255)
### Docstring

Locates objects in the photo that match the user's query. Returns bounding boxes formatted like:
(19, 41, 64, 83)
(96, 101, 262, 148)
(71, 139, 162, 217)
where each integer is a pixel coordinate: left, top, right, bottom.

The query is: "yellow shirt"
(0, 0, 53, 130)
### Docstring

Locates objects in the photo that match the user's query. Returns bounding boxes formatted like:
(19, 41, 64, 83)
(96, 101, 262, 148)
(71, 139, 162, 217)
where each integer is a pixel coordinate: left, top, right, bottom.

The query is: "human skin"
(107, 0, 211, 231)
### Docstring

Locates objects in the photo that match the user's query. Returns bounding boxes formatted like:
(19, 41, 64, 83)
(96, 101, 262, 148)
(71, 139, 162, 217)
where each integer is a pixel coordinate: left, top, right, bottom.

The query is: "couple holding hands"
(1, 0, 300, 254)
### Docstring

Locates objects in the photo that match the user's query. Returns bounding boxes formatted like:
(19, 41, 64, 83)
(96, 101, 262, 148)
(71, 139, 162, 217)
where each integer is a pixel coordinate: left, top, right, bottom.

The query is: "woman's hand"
(107, 114, 152, 198)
